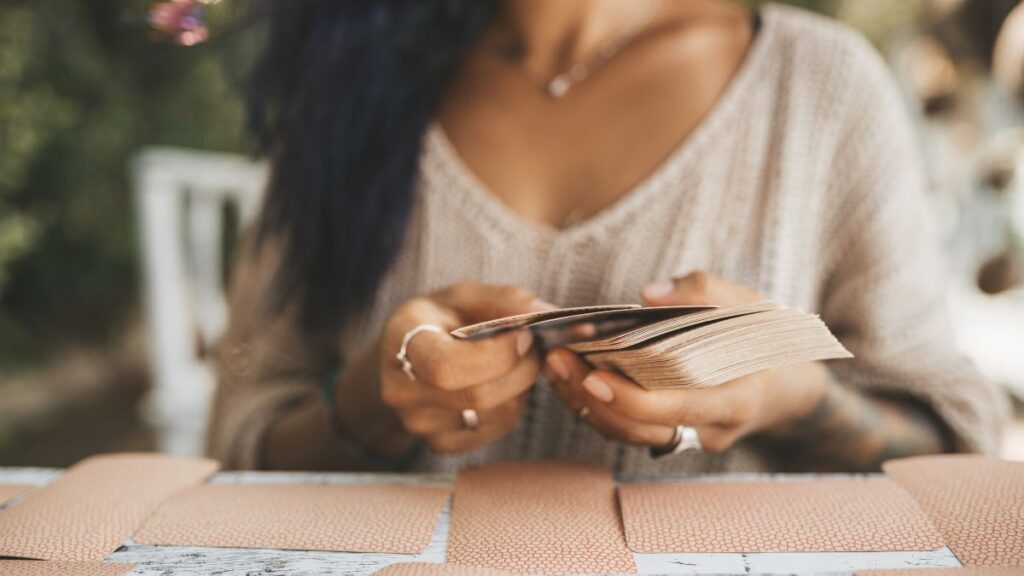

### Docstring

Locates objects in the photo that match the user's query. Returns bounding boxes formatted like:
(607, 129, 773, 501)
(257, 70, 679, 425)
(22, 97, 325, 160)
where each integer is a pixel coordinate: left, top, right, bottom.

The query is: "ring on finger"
(461, 409, 480, 430)
(395, 324, 446, 381)
(649, 425, 703, 460)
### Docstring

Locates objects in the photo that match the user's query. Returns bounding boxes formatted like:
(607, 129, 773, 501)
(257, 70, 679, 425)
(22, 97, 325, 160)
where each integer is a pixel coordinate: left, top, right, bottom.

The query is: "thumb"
(641, 277, 708, 306)
(641, 272, 761, 307)
(435, 282, 556, 323)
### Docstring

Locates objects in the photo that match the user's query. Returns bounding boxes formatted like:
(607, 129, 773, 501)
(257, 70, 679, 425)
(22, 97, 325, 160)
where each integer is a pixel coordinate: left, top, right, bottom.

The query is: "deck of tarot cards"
(451, 301, 852, 390)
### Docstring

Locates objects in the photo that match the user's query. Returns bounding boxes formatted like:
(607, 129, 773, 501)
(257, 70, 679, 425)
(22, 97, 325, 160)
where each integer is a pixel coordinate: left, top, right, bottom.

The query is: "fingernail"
(582, 374, 614, 402)
(546, 353, 570, 381)
(516, 330, 534, 357)
(642, 280, 674, 300)
(530, 298, 559, 312)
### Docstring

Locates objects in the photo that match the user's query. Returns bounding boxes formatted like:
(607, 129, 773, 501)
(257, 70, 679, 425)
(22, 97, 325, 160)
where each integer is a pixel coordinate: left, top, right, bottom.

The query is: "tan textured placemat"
(447, 460, 636, 575)
(858, 568, 1023, 576)
(883, 455, 1024, 567)
(619, 478, 944, 553)
(0, 561, 136, 576)
(0, 484, 32, 504)
(0, 453, 218, 561)
(373, 562, 516, 576)
(134, 483, 450, 554)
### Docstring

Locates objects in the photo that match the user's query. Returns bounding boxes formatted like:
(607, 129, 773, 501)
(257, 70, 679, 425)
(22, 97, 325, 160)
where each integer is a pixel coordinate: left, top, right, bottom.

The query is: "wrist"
(332, 344, 417, 457)
(335, 368, 415, 455)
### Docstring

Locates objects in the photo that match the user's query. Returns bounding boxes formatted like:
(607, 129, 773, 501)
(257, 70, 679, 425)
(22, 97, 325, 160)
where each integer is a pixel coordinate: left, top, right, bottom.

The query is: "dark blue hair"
(249, 0, 496, 332)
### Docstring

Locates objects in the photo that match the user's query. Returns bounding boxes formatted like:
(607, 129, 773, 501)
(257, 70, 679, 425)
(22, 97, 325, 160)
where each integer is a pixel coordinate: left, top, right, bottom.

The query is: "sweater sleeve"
(206, 235, 337, 469)
(818, 33, 1009, 455)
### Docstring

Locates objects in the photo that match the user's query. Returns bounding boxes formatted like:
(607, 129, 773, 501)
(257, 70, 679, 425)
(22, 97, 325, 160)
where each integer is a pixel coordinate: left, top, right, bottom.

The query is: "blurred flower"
(980, 129, 1024, 195)
(146, 0, 220, 46)
(977, 249, 1024, 295)
(900, 36, 959, 116)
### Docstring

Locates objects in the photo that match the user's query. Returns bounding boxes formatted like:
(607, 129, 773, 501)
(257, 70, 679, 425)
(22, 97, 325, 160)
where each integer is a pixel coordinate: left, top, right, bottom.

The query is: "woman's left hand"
(545, 272, 829, 454)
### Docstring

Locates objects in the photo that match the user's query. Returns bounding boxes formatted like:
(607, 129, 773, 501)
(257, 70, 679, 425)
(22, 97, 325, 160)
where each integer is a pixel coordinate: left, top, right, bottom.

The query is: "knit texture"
(208, 4, 1007, 474)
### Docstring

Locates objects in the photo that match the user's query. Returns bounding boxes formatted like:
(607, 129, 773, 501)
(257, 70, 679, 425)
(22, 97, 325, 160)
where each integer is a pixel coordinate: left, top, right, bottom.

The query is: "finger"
(433, 282, 556, 324)
(385, 296, 534, 388)
(398, 395, 524, 436)
(575, 369, 732, 427)
(583, 397, 740, 453)
(544, 348, 592, 411)
(382, 349, 539, 412)
(421, 351, 541, 412)
(385, 296, 462, 336)
(581, 400, 678, 447)
(691, 424, 746, 454)
(640, 271, 762, 307)
(423, 398, 525, 454)
(384, 284, 552, 390)
(548, 367, 585, 413)
(564, 322, 597, 341)
(546, 348, 713, 441)
(545, 350, 742, 452)
(426, 423, 513, 454)
(397, 328, 536, 391)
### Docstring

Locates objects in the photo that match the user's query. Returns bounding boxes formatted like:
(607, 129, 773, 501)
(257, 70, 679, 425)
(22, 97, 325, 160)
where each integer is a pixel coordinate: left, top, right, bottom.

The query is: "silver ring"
(577, 406, 591, 420)
(461, 409, 480, 430)
(649, 425, 703, 460)
(395, 324, 446, 381)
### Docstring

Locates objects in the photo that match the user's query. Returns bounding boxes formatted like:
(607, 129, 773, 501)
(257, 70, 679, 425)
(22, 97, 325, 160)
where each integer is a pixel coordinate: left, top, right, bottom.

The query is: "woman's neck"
(495, 0, 662, 78)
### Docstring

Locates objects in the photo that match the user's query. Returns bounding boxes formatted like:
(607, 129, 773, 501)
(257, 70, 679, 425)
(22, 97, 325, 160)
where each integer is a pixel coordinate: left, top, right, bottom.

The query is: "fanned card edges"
(450, 304, 642, 339)
(453, 301, 851, 390)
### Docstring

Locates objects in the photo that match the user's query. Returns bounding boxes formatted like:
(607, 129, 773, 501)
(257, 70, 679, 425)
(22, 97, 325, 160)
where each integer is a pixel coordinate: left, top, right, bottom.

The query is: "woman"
(209, 0, 1007, 474)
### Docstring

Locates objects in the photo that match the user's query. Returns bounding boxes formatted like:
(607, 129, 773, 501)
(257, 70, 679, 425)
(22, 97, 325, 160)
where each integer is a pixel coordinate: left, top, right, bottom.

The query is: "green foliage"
(0, 0, 248, 368)
(0, 7, 67, 296)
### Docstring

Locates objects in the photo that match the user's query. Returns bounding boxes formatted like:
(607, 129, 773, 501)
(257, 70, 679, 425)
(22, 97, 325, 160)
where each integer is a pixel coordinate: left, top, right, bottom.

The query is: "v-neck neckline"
(424, 4, 780, 244)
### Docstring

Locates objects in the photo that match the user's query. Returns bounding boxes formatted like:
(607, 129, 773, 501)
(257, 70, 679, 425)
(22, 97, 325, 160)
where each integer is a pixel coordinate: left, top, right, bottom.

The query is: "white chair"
(133, 147, 267, 455)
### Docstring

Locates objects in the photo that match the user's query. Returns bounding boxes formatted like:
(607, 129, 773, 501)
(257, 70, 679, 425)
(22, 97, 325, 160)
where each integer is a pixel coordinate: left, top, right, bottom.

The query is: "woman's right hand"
(378, 283, 550, 454)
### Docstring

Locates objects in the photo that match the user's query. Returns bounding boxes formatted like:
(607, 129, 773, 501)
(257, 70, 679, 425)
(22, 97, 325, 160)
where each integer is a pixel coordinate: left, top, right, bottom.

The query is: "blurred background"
(0, 0, 1022, 467)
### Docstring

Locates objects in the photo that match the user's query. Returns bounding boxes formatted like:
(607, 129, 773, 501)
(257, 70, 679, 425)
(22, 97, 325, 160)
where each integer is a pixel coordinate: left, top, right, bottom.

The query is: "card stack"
(452, 301, 851, 390)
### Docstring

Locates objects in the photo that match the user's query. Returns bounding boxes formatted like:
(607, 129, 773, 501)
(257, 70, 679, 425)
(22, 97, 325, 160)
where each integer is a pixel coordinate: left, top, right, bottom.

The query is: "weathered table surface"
(0, 468, 962, 576)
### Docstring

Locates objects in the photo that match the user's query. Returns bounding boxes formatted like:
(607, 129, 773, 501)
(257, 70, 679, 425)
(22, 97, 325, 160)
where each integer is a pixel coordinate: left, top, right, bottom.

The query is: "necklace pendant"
(547, 75, 571, 98)
(542, 0, 662, 99)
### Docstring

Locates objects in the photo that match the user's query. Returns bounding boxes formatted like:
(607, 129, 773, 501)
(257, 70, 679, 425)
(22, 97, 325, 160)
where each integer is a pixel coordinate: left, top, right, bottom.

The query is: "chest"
(402, 117, 821, 312)
(346, 98, 837, 359)
(436, 30, 753, 229)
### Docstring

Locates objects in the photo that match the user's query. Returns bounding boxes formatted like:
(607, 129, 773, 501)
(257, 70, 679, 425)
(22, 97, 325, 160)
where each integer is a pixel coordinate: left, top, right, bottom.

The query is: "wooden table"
(0, 468, 964, 575)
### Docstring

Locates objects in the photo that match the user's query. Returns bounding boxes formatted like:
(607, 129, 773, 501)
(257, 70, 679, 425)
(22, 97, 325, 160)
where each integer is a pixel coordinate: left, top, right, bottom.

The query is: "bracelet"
(321, 365, 424, 471)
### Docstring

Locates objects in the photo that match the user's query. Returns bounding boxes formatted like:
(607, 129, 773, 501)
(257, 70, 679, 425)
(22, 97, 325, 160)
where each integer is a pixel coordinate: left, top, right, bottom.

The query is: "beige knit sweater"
(208, 5, 1007, 474)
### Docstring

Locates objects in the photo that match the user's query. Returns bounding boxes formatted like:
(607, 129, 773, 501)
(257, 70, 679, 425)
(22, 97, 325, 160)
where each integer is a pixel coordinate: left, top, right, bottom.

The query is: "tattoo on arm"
(765, 373, 952, 472)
